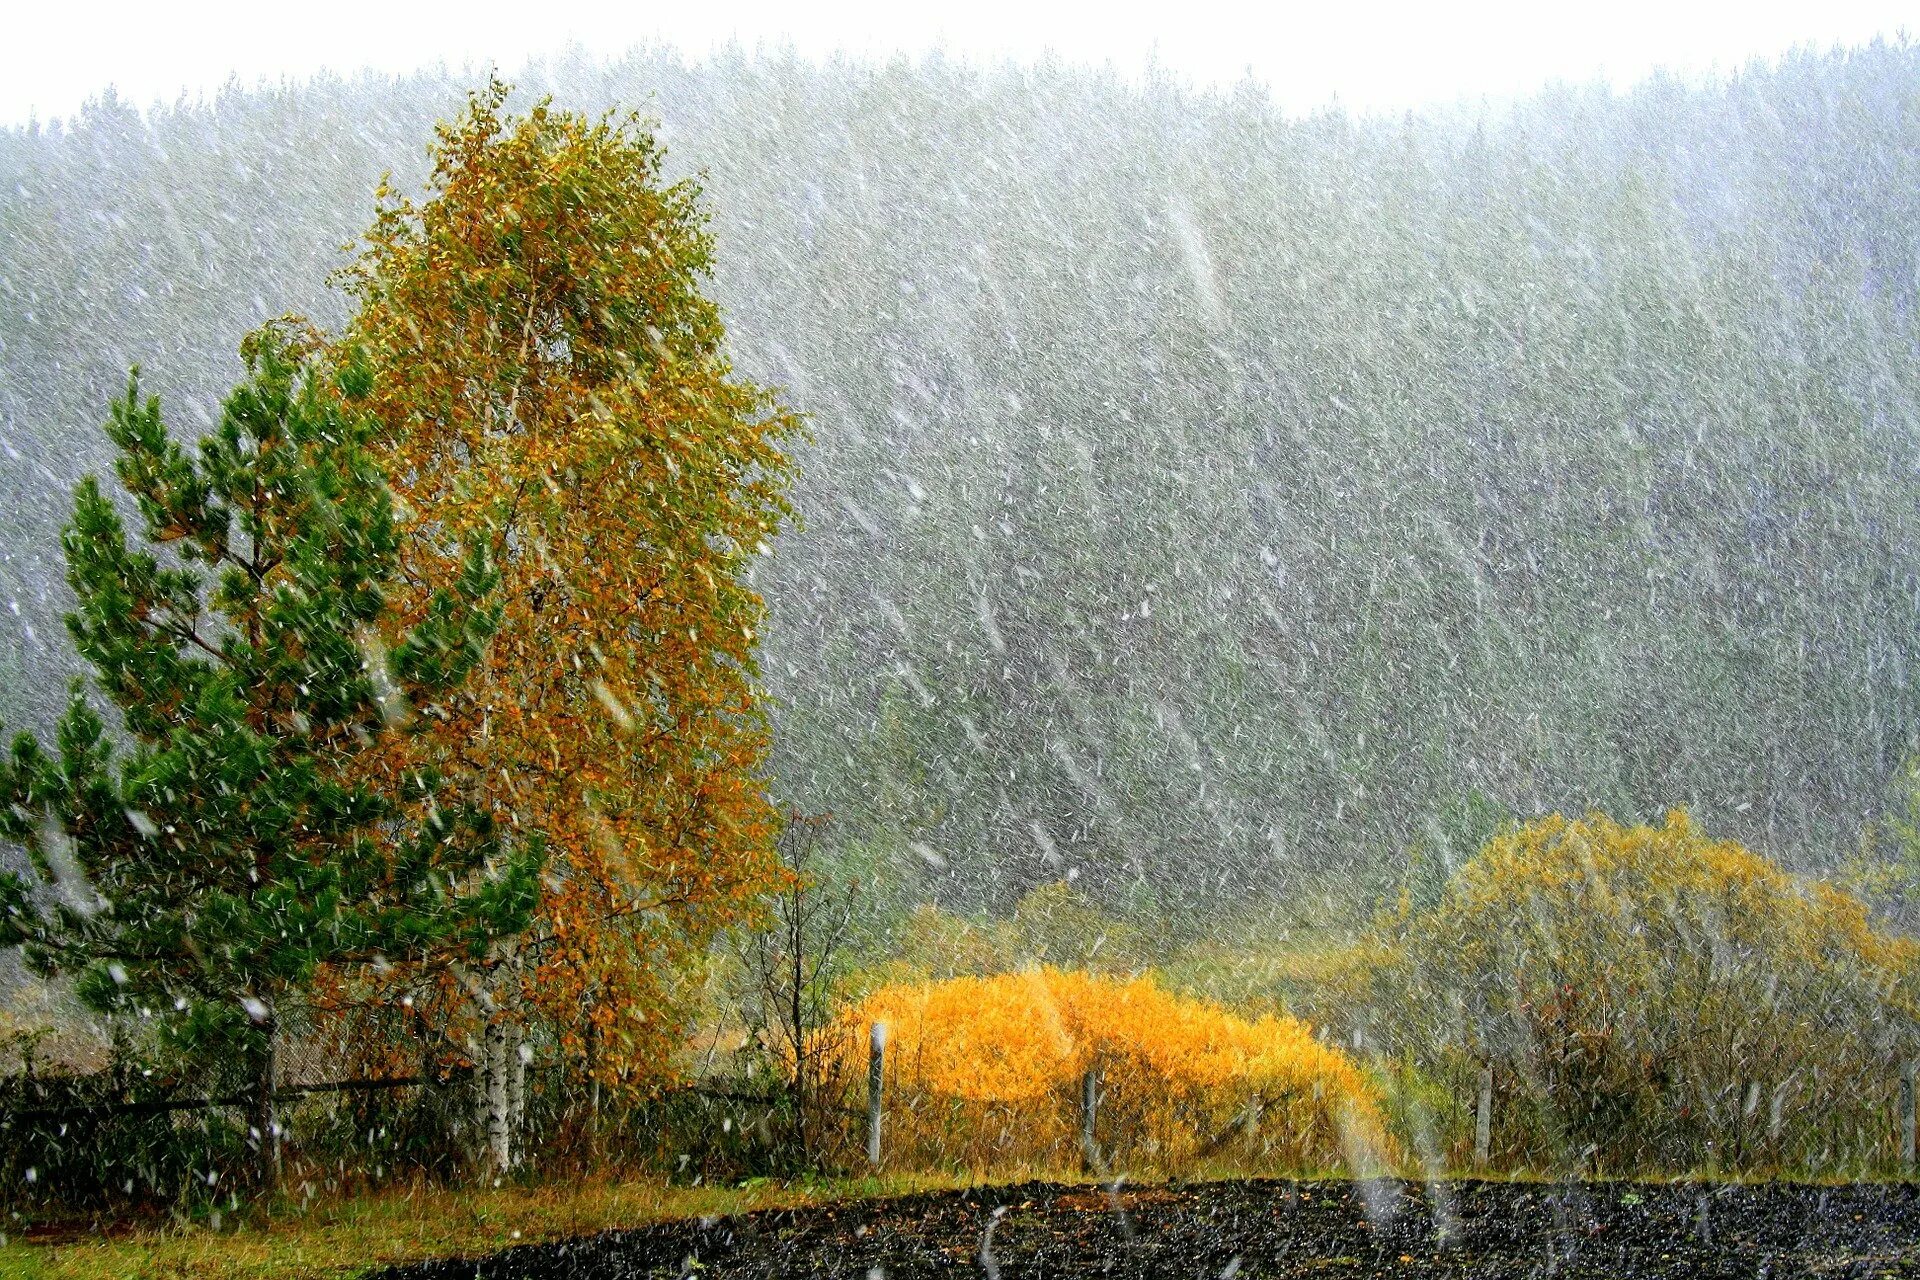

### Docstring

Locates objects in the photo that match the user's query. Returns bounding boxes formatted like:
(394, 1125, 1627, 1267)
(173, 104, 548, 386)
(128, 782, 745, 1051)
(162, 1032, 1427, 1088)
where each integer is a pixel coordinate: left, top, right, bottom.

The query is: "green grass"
(0, 1172, 975, 1280)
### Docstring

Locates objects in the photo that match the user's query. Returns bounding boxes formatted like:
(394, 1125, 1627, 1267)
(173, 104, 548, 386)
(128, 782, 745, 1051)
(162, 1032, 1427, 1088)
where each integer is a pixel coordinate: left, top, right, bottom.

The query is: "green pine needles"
(0, 324, 542, 1191)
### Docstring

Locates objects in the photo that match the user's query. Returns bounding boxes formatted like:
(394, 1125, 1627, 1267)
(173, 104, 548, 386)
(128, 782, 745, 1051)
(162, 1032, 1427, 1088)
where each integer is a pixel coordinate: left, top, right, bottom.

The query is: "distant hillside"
(4, 41, 1920, 911)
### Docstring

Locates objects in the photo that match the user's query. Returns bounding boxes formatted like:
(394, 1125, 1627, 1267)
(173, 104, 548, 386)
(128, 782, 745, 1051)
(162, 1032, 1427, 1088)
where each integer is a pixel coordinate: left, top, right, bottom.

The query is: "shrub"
(866, 883, 1147, 987)
(1357, 809, 1920, 1173)
(832, 968, 1388, 1175)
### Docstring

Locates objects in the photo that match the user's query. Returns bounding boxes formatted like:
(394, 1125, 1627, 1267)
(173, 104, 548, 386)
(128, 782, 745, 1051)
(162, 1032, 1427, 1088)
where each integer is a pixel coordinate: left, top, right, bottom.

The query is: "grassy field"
(0, 1172, 985, 1280)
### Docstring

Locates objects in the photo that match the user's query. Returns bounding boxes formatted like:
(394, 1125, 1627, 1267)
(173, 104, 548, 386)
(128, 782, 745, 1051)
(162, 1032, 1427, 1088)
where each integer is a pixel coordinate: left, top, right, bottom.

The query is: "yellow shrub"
(1361, 809, 1920, 1173)
(834, 968, 1388, 1175)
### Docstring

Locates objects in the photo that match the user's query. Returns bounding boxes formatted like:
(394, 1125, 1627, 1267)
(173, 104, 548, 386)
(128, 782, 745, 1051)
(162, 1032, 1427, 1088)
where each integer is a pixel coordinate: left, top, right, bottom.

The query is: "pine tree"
(0, 325, 542, 1193)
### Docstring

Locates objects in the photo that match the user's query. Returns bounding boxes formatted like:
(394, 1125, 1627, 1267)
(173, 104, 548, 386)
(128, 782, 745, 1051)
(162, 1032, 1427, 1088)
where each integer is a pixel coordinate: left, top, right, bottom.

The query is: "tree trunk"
(508, 1032, 528, 1163)
(482, 1021, 516, 1176)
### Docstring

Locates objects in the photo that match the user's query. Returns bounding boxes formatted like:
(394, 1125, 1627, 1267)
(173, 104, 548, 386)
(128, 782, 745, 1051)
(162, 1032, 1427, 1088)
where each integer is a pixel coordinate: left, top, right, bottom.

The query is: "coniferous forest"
(5, 44, 1920, 915)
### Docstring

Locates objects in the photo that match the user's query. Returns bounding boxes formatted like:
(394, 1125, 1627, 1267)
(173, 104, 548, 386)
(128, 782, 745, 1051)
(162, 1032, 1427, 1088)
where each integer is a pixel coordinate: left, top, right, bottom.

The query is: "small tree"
(735, 813, 857, 1167)
(0, 328, 542, 1193)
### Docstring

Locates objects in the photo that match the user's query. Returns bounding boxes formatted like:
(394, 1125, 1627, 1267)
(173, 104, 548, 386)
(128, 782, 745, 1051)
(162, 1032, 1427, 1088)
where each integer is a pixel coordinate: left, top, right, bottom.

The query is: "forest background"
(6, 42, 1920, 928)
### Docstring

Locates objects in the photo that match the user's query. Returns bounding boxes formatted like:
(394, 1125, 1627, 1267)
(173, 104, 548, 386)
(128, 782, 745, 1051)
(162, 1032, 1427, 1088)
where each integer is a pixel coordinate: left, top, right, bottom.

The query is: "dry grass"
(0, 1171, 976, 1280)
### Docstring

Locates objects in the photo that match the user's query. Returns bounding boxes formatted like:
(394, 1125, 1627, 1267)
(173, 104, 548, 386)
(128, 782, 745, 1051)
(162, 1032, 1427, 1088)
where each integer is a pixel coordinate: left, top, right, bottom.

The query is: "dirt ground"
(372, 1176, 1920, 1278)
(378, 1182, 1920, 1280)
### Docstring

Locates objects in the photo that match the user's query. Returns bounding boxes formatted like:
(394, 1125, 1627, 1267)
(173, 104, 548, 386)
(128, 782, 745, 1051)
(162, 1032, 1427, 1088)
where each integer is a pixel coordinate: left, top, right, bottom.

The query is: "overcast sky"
(3, 0, 1915, 126)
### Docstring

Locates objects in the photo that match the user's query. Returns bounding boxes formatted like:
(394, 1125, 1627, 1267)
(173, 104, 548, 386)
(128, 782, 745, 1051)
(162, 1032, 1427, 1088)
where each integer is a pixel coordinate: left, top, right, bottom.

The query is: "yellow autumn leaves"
(338, 82, 800, 1089)
(1353, 809, 1920, 1170)
(832, 968, 1390, 1173)
(806, 810, 1920, 1176)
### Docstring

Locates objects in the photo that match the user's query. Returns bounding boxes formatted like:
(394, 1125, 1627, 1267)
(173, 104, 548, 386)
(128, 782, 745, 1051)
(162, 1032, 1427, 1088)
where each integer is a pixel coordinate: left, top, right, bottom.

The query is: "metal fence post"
(867, 1021, 886, 1169)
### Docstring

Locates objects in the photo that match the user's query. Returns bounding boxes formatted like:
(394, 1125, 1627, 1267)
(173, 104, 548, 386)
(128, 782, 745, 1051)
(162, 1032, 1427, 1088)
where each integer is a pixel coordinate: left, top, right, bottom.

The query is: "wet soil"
(375, 1178, 1920, 1278)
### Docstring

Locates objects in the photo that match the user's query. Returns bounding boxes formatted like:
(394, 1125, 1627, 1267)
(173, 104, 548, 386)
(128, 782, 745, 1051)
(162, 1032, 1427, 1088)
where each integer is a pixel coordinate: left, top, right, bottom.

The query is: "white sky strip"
(2, 0, 1914, 127)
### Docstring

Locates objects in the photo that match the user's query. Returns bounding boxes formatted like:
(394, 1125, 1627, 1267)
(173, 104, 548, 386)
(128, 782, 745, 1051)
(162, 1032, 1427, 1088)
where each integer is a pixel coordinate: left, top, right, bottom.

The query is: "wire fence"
(10, 1020, 1920, 1215)
(0, 1026, 812, 1215)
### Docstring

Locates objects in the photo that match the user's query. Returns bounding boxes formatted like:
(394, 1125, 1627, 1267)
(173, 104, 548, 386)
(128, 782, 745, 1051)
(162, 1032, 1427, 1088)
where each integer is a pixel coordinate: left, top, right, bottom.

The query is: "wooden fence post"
(1901, 1060, 1916, 1173)
(1474, 1063, 1493, 1168)
(1080, 1067, 1100, 1172)
(867, 1021, 886, 1169)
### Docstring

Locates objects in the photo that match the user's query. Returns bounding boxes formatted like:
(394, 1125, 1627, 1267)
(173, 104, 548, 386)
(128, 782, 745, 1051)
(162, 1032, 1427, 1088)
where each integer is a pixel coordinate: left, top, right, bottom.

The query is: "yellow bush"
(1361, 809, 1920, 1173)
(834, 968, 1388, 1174)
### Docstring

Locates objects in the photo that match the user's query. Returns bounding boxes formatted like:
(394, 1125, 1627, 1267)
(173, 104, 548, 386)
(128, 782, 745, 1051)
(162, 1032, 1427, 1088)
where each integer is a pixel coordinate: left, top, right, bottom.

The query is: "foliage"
(336, 80, 802, 1092)
(873, 904, 1016, 983)
(864, 883, 1149, 988)
(1398, 790, 1511, 916)
(834, 969, 1388, 1174)
(1006, 882, 1148, 972)
(1842, 756, 1920, 931)
(1357, 810, 1920, 1172)
(0, 329, 541, 1189)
